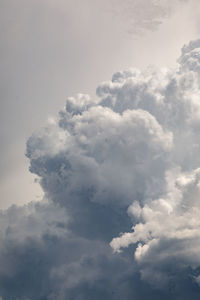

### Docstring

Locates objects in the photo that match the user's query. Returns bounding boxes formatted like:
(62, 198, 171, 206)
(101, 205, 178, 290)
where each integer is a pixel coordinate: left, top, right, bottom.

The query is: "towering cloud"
(1, 40, 200, 299)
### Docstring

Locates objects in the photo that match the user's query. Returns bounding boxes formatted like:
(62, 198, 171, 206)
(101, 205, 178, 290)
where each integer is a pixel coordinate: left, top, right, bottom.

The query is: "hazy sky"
(1, 0, 200, 208)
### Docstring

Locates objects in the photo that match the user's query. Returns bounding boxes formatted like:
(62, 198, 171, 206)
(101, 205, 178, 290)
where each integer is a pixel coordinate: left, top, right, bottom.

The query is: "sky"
(1, 0, 200, 299)
(1, 0, 200, 209)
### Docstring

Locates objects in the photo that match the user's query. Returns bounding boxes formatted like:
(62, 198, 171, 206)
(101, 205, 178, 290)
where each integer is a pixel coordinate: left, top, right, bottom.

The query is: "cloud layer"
(1, 39, 200, 299)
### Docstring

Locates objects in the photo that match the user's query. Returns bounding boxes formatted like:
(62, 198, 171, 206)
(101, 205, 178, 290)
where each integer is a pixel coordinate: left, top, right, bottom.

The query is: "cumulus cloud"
(1, 39, 200, 299)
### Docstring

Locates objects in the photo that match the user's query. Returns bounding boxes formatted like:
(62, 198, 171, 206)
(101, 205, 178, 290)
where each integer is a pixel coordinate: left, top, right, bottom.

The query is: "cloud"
(108, 0, 191, 34)
(1, 39, 200, 299)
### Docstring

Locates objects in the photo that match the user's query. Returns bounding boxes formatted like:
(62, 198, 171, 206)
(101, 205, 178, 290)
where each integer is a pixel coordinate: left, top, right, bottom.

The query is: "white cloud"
(105, 39, 200, 284)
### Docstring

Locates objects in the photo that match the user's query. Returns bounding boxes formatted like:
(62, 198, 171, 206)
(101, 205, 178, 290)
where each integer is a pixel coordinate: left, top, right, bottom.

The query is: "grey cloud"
(1, 39, 200, 299)
(108, 0, 190, 34)
(179, 39, 200, 73)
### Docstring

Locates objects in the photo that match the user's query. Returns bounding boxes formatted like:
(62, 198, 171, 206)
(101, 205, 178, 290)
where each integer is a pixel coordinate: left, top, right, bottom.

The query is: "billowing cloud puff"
(110, 167, 200, 285)
(1, 39, 200, 299)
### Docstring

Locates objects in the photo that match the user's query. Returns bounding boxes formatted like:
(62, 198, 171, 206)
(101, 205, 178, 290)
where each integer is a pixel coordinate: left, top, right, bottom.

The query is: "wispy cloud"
(108, 0, 190, 34)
